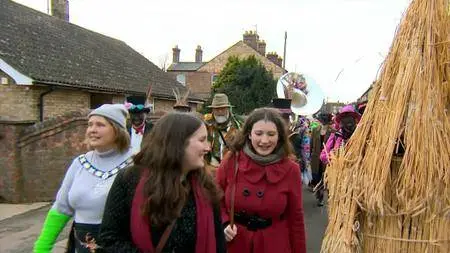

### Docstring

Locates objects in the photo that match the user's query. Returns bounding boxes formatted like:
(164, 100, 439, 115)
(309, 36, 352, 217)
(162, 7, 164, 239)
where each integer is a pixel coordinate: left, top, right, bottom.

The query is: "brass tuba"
(276, 72, 325, 115)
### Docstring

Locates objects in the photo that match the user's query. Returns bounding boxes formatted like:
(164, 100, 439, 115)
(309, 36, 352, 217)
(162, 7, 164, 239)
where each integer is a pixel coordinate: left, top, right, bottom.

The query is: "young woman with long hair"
(217, 108, 306, 253)
(98, 112, 226, 253)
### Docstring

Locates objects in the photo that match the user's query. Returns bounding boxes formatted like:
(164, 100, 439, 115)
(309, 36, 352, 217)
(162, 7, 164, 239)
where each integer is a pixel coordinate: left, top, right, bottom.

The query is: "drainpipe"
(39, 86, 55, 121)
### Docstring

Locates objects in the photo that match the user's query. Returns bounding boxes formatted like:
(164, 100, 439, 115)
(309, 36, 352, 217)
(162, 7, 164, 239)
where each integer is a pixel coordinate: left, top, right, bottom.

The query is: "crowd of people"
(33, 92, 366, 253)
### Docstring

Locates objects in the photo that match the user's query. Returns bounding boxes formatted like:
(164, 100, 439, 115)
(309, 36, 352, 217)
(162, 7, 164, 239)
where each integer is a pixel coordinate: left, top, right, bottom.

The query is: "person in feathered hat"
(320, 105, 361, 165)
(125, 96, 153, 154)
(172, 88, 192, 112)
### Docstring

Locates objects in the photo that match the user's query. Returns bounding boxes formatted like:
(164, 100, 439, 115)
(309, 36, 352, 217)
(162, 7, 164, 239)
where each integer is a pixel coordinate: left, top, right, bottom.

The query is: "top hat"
(316, 112, 333, 124)
(126, 96, 150, 113)
(207, 93, 233, 108)
(271, 98, 292, 114)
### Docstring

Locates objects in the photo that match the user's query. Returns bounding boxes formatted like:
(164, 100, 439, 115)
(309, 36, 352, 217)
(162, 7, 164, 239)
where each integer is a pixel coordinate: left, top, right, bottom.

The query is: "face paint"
(340, 116, 356, 139)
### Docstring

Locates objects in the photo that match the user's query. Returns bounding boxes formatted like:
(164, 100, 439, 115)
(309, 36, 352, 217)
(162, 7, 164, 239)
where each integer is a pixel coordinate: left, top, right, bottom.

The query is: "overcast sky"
(13, 0, 412, 102)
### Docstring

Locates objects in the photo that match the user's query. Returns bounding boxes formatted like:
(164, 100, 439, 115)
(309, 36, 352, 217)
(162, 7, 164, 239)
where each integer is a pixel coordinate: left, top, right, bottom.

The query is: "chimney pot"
(51, 0, 69, 21)
(257, 40, 266, 56)
(243, 30, 259, 50)
(172, 45, 180, 63)
(195, 45, 203, 63)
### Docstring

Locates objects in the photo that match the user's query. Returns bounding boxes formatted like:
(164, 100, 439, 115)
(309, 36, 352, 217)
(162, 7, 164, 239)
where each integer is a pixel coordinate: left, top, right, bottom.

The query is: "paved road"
(0, 187, 327, 253)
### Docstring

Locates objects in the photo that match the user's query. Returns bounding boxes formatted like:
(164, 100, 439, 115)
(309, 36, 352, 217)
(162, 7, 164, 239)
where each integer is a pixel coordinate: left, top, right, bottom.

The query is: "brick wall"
(0, 110, 89, 203)
(198, 41, 286, 79)
(0, 83, 91, 121)
(0, 121, 34, 202)
(0, 84, 41, 121)
(18, 110, 89, 202)
(154, 98, 176, 112)
(112, 95, 126, 104)
(0, 69, 16, 85)
(167, 71, 212, 100)
(153, 98, 199, 113)
(186, 72, 213, 100)
(43, 89, 90, 119)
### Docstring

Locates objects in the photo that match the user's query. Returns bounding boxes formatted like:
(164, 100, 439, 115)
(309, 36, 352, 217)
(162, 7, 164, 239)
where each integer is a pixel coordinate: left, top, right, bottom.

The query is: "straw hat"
(207, 93, 233, 108)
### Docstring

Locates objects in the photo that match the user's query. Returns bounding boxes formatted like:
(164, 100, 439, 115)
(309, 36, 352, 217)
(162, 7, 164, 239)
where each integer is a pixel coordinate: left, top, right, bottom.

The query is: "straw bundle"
(321, 0, 449, 252)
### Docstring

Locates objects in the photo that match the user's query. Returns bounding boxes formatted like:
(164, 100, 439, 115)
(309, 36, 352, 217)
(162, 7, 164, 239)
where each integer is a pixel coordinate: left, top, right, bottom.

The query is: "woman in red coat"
(216, 108, 306, 253)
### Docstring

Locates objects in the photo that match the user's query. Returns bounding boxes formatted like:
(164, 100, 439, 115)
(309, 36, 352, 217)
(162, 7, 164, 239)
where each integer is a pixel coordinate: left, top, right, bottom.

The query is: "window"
(90, 93, 113, 109)
(1, 77, 8, 85)
(211, 74, 219, 84)
(176, 73, 186, 86)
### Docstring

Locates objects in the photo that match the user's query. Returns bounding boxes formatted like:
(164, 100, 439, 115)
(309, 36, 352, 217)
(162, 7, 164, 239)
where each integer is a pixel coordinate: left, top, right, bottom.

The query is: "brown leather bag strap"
(229, 152, 239, 227)
(155, 220, 176, 253)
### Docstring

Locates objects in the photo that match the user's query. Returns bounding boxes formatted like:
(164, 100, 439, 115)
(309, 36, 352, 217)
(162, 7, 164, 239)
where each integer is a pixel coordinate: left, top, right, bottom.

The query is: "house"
(0, 0, 203, 123)
(167, 31, 287, 99)
(0, 0, 204, 203)
(321, 101, 346, 114)
(358, 82, 374, 103)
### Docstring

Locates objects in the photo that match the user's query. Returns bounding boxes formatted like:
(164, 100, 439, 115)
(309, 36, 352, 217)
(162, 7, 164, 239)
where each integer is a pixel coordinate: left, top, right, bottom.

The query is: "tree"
(211, 56, 277, 115)
(158, 53, 169, 71)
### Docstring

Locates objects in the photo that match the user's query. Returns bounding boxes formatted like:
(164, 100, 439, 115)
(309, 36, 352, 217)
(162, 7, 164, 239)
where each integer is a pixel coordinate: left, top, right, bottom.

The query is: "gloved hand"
(33, 209, 71, 253)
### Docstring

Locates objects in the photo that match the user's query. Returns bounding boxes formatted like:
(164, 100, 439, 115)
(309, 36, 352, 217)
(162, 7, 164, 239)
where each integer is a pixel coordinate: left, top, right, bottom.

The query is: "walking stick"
(229, 152, 239, 227)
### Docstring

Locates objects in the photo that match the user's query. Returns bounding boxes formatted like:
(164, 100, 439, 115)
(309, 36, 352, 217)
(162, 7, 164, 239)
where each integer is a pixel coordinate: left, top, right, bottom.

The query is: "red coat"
(216, 150, 306, 253)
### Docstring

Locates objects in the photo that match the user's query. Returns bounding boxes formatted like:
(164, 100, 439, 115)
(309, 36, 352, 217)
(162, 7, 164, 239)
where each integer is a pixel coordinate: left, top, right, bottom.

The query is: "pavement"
(0, 187, 328, 253)
(0, 203, 70, 253)
(0, 203, 49, 221)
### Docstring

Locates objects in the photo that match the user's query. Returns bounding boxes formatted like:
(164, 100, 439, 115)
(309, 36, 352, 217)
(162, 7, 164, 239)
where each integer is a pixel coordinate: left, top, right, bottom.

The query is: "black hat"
(126, 96, 150, 113)
(316, 112, 333, 124)
(271, 98, 292, 114)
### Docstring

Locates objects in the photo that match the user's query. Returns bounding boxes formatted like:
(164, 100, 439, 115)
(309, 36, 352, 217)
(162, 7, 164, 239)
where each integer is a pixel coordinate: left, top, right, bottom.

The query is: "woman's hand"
(224, 224, 237, 242)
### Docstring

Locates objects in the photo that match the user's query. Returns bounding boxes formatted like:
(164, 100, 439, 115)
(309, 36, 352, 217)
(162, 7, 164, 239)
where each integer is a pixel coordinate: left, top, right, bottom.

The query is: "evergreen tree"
(211, 56, 277, 115)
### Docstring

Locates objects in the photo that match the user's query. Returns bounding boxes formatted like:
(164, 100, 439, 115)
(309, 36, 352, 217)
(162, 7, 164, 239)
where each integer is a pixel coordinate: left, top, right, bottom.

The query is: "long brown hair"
(133, 112, 221, 226)
(230, 107, 293, 157)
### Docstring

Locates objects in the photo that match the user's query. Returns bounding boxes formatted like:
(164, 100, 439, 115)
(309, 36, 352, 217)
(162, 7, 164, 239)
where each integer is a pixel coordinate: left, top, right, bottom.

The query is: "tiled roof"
(0, 0, 202, 101)
(167, 62, 205, 72)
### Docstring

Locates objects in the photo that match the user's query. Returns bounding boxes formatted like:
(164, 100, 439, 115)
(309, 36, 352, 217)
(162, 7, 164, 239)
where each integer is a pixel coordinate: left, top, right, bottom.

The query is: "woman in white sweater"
(34, 104, 133, 253)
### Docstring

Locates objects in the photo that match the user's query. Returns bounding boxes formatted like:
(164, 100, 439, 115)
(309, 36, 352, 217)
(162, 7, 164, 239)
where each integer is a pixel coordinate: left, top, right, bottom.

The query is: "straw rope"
(364, 234, 450, 244)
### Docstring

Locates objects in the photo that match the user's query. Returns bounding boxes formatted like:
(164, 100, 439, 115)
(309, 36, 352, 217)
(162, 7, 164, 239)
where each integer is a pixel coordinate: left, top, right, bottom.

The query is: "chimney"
(51, 0, 69, 21)
(266, 52, 282, 67)
(257, 40, 266, 56)
(243, 30, 259, 50)
(266, 52, 278, 64)
(172, 45, 180, 63)
(277, 56, 283, 68)
(195, 45, 203, 63)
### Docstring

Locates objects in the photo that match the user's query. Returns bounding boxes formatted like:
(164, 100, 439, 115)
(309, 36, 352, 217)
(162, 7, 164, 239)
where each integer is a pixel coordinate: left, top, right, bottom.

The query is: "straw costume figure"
(321, 0, 449, 252)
